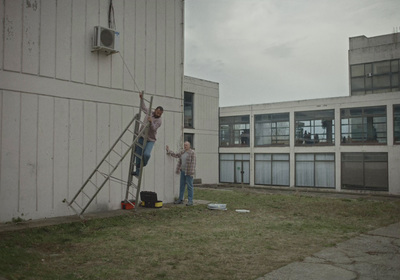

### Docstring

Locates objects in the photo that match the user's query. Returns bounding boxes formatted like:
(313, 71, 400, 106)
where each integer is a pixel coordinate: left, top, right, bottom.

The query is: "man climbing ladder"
(132, 92, 164, 176)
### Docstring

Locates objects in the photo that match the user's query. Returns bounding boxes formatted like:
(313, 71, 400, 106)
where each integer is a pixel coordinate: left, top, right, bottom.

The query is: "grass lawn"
(1, 187, 400, 280)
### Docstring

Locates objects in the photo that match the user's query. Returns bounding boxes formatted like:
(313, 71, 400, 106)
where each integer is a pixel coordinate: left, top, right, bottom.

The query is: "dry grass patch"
(1, 187, 400, 280)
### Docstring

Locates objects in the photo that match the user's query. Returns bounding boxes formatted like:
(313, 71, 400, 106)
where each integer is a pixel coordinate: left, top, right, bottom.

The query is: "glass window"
(350, 59, 400, 94)
(184, 92, 194, 128)
(255, 154, 290, 186)
(394, 105, 400, 144)
(219, 115, 250, 147)
(254, 113, 289, 146)
(341, 106, 387, 144)
(341, 153, 388, 191)
(219, 154, 250, 184)
(295, 153, 335, 188)
(184, 133, 194, 148)
(295, 110, 335, 146)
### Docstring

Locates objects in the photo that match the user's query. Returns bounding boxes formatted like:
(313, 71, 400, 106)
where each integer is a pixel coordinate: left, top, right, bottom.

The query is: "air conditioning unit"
(92, 26, 120, 55)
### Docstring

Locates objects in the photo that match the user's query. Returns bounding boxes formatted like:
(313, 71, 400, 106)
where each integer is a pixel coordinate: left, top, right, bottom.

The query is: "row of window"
(220, 105, 400, 147)
(351, 59, 400, 95)
(220, 153, 388, 191)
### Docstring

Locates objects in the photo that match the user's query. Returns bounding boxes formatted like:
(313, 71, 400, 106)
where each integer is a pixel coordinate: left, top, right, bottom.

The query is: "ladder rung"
(127, 128, 134, 135)
(81, 190, 91, 200)
(88, 180, 99, 189)
(104, 159, 115, 169)
(111, 149, 122, 157)
(120, 140, 131, 147)
(72, 200, 83, 210)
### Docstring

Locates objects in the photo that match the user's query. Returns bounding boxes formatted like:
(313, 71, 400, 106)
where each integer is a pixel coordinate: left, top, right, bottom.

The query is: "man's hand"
(139, 92, 143, 99)
(166, 145, 169, 152)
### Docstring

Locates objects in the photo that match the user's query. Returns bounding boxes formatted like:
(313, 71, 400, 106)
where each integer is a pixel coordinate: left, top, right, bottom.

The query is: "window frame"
(341, 152, 388, 191)
(394, 104, 400, 144)
(184, 91, 194, 129)
(295, 153, 336, 188)
(254, 113, 290, 146)
(340, 106, 387, 145)
(294, 110, 335, 146)
(350, 59, 400, 95)
(219, 115, 250, 147)
(254, 153, 290, 186)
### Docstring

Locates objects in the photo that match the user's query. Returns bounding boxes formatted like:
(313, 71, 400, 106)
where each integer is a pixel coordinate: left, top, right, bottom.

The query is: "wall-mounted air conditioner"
(92, 26, 120, 55)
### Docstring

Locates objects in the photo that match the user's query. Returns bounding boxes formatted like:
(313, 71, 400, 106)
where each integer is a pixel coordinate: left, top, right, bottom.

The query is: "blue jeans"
(179, 170, 194, 202)
(135, 137, 155, 169)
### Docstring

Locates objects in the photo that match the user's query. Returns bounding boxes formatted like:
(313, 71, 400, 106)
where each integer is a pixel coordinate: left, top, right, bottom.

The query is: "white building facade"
(183, 76, 219, 184)
(219, 33, 400, 195)
(0, 0, 185, 222)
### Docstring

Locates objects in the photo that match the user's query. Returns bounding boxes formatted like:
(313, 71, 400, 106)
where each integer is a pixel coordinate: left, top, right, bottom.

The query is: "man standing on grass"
(132, 92, 163, 177)
(166, 142, 196, 206)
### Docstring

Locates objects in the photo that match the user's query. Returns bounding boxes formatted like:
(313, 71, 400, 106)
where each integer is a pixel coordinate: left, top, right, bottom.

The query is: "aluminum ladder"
(63, 93, 153, 219)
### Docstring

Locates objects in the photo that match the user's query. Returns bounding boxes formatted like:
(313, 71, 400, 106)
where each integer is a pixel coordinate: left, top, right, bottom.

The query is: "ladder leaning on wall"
(63, 92, 153, 219)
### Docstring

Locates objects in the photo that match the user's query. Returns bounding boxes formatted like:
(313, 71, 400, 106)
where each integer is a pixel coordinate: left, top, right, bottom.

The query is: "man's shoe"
(174, 200, 183, 204)
(186, 201, 193, 206)
(131, 171, 139, 177)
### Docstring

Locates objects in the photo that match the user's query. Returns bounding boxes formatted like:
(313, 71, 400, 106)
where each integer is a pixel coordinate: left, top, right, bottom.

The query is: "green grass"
(1, 187, 400, 280)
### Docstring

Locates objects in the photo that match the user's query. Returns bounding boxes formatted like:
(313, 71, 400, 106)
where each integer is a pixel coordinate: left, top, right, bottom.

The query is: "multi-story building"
(219, 33, 400, 195)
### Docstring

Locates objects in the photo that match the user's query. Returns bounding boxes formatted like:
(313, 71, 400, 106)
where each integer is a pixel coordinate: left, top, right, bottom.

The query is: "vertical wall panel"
(111, 0, 123, 90)
(156, 0, 166, 96)
(22, 0, 40, 74)
(68, 100, 84, 208)
(19, 94, 38, 218)
(4, 0, 22, 71)
(135, 0, 146, 91)
(121, 106, 135, 198)
(145, 0, 157, 94)
(0, 91, 20, 221)
(174, 0, 183, 98)
(98, 0, 112, 88)
(0, 0, 4, 69)
(37, 96, 54, 216)
(109, 104, 123, 203)
(96, 103, 110, 209)
(71, 0, 86, 83)
(123, 0, 136, 92)
(39, 0, 56, 77)
(56, 0, 72, 80)
(165, 0, 175, 97)
(53, 98, 69, 216)
(85, 0, 99, 86)
(82, 101, 97, 212)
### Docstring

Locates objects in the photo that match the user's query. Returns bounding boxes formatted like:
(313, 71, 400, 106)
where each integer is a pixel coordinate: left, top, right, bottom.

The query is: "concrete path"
(256, 222, 400, 280)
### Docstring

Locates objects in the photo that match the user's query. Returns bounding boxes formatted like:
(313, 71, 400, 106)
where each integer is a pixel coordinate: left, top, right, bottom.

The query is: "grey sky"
(184, 0, 400, 107)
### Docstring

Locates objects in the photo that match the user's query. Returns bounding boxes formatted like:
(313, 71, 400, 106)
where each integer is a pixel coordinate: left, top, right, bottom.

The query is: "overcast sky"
(184, 0, 400, 107)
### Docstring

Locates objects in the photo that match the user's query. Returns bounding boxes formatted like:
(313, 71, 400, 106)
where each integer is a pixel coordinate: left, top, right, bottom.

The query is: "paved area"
(256, 222, 400, 280)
